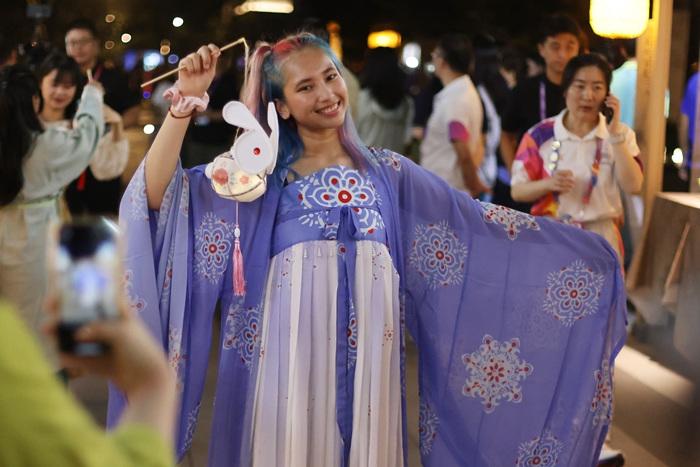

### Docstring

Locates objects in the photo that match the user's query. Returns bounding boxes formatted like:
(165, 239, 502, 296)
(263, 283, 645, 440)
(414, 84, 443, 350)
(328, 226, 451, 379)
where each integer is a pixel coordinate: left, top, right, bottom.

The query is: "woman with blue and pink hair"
(111, 33, 627, 467)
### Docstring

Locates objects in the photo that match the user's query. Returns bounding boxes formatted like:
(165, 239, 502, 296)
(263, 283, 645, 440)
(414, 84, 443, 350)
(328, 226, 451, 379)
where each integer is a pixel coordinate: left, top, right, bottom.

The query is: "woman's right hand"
(548, 170, 575, 194)
(178, 44, 221, 97)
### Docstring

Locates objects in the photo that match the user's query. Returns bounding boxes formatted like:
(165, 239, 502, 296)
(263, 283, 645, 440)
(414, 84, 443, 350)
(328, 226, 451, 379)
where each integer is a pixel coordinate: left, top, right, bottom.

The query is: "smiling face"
(275, 47, 347, 133)
(564, 65, 608, 124)
(40, 69, 78, 116)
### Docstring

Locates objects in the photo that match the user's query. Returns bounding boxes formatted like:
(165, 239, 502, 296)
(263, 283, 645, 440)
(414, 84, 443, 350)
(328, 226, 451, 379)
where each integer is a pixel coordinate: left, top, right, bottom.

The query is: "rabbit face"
(205, 153, 267, 202)
(276, 47, 347, 133)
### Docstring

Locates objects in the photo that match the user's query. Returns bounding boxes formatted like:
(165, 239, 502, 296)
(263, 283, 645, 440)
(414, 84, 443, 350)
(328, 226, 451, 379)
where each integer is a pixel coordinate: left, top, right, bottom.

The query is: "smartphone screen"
(53, 219, 119, 355)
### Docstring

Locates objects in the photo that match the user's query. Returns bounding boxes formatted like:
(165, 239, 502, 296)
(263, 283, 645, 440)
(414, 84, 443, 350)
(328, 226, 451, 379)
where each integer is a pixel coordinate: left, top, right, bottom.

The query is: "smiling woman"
(111, 34, 629, 467)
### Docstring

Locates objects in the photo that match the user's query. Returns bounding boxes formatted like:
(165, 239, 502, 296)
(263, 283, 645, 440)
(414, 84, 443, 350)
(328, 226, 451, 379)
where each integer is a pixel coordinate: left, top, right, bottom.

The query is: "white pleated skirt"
(251, 240, 404, 467)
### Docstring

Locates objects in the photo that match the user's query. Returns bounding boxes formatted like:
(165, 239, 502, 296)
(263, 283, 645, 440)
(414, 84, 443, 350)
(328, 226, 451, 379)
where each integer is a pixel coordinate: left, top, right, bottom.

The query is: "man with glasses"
(64, 18, 140, 216)
(420, 34, 486, 196)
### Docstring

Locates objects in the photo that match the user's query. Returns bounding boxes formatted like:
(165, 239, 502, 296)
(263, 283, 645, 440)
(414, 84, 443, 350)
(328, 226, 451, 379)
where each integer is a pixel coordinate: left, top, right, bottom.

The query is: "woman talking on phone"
(511, 53, 643, 264)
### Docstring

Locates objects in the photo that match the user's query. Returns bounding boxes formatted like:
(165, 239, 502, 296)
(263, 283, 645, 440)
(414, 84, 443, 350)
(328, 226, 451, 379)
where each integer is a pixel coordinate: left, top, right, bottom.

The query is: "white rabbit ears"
(222, 101, 279, 174)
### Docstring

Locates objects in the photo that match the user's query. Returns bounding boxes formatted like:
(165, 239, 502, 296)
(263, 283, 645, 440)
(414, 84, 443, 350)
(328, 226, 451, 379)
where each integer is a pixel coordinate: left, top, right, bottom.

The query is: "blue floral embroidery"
(409, 221, 468, 289)
(481, 202, 540, 240)
(544, 260, 604, 326)
(462, 334, 534, 413)
(296, 166, 385, 235)
(194, 212, 233, 284)
(591, 359, 613, 426)
(516, 431, 564, 467)
(419, 399, 439, 456)
(223, 303, 262, 371)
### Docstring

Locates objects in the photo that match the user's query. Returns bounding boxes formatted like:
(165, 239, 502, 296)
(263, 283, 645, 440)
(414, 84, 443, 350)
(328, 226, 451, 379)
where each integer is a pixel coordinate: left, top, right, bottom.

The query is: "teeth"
(318, 103, 339, 113)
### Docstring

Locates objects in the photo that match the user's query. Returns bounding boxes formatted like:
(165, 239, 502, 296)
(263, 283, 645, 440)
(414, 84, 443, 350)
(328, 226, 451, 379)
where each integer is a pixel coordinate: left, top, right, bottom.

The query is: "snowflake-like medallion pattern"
(347, 305, 358, 367)
(543, 260, 605, 326)
(419, 400, 439, 456)
(296, 166, 384, 235)
(194, 212, 233, 284)
(223, 303, 262, 371)
(516, 431, 564, 467)
(409, 221, 468, 289)
(462, 334, 533, 413)
(590, 360, 613, 426)
(481, 202, 540, 240)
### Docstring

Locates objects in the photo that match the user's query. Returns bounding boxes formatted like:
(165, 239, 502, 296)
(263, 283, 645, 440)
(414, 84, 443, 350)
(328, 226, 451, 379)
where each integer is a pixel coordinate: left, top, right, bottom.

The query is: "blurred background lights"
(143, 51, 163, 71)
(143, 124, 155, 135)
(142, 90, 151, 99)
(167, 54, 179, 64)
(104, 40, 115, 50)
(121, 33, 132, 44)
(367, 30, 401, 49)
(172, 17, 184, 27)
(401, 42, 421, 69)
(104, 14, 115, 23)
(671, 148, 684, 166)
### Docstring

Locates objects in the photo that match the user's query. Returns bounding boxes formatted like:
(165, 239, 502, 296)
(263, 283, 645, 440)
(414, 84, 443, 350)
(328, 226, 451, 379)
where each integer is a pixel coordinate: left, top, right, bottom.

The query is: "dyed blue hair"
(242, 32, 373, 183)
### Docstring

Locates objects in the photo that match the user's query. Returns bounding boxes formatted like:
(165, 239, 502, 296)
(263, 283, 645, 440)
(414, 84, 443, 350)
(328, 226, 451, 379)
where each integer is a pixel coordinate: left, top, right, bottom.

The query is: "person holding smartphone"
(0, 287, 176, 466)
(510, 53, 644, 264)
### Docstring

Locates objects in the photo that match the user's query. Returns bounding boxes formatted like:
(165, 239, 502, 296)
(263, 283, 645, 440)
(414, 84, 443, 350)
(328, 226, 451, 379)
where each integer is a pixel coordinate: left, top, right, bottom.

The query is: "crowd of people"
(1, 9, 689, 467)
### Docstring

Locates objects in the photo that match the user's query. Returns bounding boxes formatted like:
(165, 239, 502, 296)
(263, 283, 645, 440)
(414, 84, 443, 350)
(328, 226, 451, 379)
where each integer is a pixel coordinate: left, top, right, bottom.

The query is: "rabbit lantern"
(205, 101, 279, 202)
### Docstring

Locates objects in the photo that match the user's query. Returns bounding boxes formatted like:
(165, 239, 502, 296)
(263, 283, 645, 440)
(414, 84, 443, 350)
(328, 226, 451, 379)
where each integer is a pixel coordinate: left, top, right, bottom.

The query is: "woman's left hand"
(604, 93, 622, 134)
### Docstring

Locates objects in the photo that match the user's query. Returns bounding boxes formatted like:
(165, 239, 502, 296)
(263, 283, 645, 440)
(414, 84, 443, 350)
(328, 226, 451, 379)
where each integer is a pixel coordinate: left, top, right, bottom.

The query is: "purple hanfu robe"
(110, 148, 626, 467)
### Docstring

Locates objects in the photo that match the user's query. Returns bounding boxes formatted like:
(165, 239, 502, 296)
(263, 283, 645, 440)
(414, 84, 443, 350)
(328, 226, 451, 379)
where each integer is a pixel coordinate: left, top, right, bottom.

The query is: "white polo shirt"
(420, 75, 483, 192)
(511, 110, 640, 223)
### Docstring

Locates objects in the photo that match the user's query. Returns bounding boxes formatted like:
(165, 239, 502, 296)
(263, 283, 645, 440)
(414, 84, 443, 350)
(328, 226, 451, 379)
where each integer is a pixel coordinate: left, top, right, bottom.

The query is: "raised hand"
(178, 43, 221, 97)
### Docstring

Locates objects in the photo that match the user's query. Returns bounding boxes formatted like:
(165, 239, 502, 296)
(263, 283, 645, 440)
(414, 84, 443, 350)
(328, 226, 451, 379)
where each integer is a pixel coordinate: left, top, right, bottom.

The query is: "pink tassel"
(233, 227, 246, 296)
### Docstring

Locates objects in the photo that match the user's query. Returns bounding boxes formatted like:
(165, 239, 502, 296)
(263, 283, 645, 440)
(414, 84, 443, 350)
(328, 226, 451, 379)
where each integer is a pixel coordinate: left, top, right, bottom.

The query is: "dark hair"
(538, 13, 586, 48)
(0, 32, 16, 65)
(360, 47, 406, 110)
(0, 65, 44, 206)
(437, 34, 473, 75)
(65, 18, 99, 39)
(36, 52, 84, 119)
(561, 53, 613, 94)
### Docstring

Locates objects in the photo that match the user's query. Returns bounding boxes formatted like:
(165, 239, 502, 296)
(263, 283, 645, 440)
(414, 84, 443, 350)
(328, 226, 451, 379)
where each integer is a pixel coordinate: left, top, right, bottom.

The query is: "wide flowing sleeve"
(377, 151, 626, 466)
(108, 160, 220, 460)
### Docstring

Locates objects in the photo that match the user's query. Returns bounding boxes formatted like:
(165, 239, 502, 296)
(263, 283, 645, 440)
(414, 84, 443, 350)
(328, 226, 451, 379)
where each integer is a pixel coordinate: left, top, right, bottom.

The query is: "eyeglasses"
(65, 38, 94, 48)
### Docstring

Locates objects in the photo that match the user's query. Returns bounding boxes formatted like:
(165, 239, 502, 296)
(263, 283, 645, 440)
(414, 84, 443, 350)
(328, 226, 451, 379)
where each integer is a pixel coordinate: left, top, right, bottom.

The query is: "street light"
(234, 0, 294, 15)
(367, 30, 401, 49)
(590, 0, 650, 38)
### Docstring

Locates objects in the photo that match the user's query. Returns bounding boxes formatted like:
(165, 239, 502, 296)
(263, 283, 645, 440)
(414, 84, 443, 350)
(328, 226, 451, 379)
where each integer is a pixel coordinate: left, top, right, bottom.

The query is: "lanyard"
(539, 81, 546, 121)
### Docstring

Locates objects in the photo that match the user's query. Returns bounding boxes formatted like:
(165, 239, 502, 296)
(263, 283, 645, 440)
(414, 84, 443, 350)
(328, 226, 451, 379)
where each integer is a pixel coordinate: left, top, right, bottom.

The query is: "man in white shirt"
(420, 34, 486, 195)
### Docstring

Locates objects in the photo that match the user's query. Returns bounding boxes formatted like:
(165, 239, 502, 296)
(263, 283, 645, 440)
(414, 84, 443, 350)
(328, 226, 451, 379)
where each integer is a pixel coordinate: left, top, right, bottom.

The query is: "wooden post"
(627, 0, 673, 286)
(634, 0, 673, 216)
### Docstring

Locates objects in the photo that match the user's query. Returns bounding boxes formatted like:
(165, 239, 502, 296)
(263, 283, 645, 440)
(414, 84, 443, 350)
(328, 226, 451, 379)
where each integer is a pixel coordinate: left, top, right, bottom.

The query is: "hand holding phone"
(50, 218, 120, 356)
(601, 94, 621, 129)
